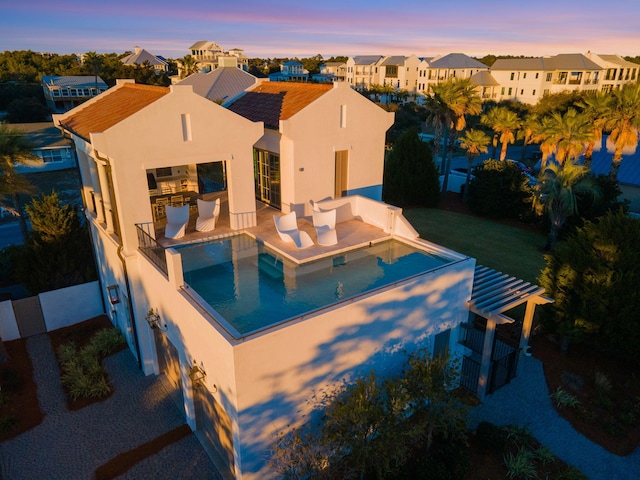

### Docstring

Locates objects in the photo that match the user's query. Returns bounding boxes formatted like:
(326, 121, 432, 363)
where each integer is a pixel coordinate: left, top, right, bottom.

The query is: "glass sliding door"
(253, 149, 281, 209)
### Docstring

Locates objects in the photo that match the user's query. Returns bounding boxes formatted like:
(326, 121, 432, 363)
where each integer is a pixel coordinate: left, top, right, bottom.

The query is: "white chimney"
(134, 46, 141, 55)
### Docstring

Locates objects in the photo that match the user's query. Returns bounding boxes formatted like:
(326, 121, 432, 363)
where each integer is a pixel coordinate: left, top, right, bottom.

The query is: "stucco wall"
(279, 83, 394, 214)
(232, 255, 476, 478)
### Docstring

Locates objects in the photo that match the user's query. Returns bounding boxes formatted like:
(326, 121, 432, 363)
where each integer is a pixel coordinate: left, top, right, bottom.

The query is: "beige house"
(53, 79, 549, 479)
(490, 53, 604, 104)
(188, 40, 249, 73)
(585, 52, 639, 92)
(121, 46, 168, 72)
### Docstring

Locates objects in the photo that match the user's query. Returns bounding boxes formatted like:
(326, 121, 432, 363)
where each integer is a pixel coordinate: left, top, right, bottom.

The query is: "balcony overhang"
(467, 265, 553, 325)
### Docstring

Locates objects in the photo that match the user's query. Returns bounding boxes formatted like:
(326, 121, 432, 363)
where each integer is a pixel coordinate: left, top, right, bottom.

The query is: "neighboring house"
(121, 46, 168, 73)
(345, 55, 383, 90)
(267, 61, 309, 82)
(424, 53, 490, 89)
(311, 61, 346, 83)
(41, 75, 108, 113)
(176, 67, 260, 104)
(53, 80, 550, 479)
(585, 52, 640, 92)
(188, 40, 249, 73)
(490, 54, 603, 104)
(471, 70, 501, 100)
(11, 122, 77, 173)
(378, 54, 423, 94)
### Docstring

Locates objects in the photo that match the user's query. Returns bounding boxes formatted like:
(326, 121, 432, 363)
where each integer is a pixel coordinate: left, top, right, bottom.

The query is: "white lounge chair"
(164, 204, 190, 239)
(273, 211, 314, 249)
(195, 198, 220, 232)
(312, 208, 338, 246)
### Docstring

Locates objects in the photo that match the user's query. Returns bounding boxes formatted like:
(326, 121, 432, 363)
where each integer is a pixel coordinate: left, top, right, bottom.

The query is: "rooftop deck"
(154, 192, 392, 263)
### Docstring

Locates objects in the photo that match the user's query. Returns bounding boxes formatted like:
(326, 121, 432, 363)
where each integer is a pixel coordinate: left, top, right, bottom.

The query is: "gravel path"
(469, 355, 640, 480)
(0, 333, 221, 480)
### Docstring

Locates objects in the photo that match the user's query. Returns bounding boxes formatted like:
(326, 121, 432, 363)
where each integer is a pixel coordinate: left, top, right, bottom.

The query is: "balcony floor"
(155, 193, 391, 263)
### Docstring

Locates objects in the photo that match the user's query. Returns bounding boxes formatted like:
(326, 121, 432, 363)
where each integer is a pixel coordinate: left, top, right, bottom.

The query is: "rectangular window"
(523, 73, 527, 79)
(501, 87, 505, 95)
(535, 72, 539, 79)
(510, 72, 515, 80)
(520, 89, 524, 95)
(508, 87, 512, 95)
(156, 167, 173, 177)
(532, 89, 536, 95)
(340, 105, 347, 128)
(433, 329, 451, 358)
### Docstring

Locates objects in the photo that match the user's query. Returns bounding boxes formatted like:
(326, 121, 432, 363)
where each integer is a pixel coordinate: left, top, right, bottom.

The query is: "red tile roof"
(59, 83, 169, 141)
(227, 82, 333, 129)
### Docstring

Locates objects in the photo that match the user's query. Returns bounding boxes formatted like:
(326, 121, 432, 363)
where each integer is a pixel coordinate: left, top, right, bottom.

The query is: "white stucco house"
(53, 79, 549, 479)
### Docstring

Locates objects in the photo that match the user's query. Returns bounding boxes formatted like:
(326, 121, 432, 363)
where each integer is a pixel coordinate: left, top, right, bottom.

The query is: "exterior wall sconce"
(145, 308, 167, 331)
(189, 361, 217, 393)
(107, 285, 120, 304)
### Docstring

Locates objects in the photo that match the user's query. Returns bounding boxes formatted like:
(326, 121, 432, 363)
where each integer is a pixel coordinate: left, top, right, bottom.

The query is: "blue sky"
(1, 0, 639, 59)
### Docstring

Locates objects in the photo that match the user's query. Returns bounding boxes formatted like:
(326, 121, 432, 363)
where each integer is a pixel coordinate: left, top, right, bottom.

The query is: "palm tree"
(0, 124, 37, 241)
(540, 108, 595, 165)
(519, 112, 540, 162)
(426, 78, 482, 193)
(179, 54, 199, 79)
(380, 83, 396, 105)
(575, 90, 611, 169)
(604, 83, 640, 182)
(459, 129, 490, 201)
(534, 161, 599, 251)
(480, 106, 522, 161)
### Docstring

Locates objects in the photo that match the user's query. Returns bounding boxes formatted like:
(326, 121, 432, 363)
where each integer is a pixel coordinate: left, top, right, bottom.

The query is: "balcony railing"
(136, 223, 168, 276)
(459, 322, 484, 353)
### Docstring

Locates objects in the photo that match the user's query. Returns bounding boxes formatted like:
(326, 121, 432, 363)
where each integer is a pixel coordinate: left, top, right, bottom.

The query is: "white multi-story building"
(585, 52, 639, 93)
(53, 78, 550, 479)
(188, 40, 249, 73)
(491, 53, 604, 104)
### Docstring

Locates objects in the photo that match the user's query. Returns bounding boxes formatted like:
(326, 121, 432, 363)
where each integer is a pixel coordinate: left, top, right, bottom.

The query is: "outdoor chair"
(170, 195, 184, 207)
(164, 204, 190, 239)
(195, 198, 220, 232)
(273, 211, 314, 249)
(312, 208, 338, 246)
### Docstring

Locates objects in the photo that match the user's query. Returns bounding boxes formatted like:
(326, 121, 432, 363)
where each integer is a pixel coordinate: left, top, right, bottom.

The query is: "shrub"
(503, 424, 534, 448)
(594, 370, 612, 394)
(538, 210, 640, 364)
(57, 327, 125, 401)
(535, 445, 555, 465)
(383, 128, 440, 208)
(503, 447, 536, 480)
(467, 159, 533, 221)
(551, 387, 580, 409)
(557, 466, 588, 480)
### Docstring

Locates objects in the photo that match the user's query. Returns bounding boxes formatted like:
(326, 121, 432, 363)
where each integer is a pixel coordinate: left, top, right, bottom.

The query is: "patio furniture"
(170, 195, 184, 207)
(195, 198, 220, 232)
(164, 204, 190, 239)
(153, 197, 170, 221)
(273, 211, 314, 249)
(312, 208, 338, 246)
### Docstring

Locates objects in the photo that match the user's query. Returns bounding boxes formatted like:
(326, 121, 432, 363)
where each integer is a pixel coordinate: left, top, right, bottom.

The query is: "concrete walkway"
(469, 355, 640, 480)
(0, 333, 221, 480)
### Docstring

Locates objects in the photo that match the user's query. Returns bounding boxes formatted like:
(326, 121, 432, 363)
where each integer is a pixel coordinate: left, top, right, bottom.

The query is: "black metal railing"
(135, 223, 168, 276)
(459, 322, 484, 353)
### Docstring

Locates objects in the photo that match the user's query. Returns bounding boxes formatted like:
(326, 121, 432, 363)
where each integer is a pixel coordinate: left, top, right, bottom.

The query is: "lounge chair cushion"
(274, 211, 314, 249)
(312, 209, 338, 246)
(196, 198, 220, 232)
(165, 204, 190, 239)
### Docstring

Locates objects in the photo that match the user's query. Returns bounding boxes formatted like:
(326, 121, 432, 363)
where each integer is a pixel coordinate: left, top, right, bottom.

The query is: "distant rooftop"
(177, 67, 258, 104)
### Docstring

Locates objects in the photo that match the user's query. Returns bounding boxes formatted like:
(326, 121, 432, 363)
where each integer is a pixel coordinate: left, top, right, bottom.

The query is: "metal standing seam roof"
(468, 266, 551, 324)
(41, 75, 108, 88)
(177, 67, 258, 103)
(226, 82, 333, 129)
(57, 83, 170, 141)
(429, 53, 489, 70)
(352, 55, 383, 65)
(121, 49, 167, 67)
(492, 54, 603, 71)
(381, 56, 407, 66)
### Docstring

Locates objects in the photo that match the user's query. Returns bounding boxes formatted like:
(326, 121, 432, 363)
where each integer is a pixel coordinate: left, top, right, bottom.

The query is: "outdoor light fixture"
(107, 285, 120, 304)
(145, 308, 167, 331)
(189, 361, 217, 392)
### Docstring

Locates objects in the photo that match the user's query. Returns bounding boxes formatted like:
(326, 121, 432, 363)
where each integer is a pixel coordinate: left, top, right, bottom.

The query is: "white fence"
(0, 281, 104, 341)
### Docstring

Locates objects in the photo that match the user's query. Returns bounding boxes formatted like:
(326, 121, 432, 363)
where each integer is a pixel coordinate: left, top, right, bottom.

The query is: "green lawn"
(404, 208, 548, 285)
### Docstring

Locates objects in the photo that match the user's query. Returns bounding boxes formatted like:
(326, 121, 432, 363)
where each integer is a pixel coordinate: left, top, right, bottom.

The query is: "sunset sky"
(2, 0, 639, 59)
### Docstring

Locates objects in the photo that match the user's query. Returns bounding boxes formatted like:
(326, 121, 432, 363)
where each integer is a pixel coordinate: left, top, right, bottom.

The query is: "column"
(476, 317, 496, 400)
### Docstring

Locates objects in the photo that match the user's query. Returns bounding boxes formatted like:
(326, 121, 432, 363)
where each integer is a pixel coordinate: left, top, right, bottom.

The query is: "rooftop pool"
(176, 234, 453, 337)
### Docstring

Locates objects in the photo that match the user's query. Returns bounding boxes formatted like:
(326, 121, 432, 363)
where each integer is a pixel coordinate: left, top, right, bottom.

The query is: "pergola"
(467, 265, 553, 399)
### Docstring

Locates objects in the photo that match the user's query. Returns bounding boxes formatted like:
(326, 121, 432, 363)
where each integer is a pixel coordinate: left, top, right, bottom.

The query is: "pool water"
(177, 235, 451, 336)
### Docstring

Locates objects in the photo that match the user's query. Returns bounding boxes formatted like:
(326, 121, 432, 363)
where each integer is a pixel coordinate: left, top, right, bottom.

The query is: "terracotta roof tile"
(59, 83, 169, 141)
(227, 82, 332, 129)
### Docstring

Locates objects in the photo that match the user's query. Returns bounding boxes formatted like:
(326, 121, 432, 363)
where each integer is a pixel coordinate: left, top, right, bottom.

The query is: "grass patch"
(404, 207, 547, 284)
